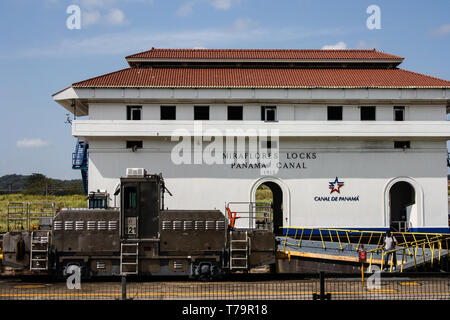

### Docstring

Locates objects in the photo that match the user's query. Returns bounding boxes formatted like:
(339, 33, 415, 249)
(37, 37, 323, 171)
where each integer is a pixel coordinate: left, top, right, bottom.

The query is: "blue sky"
(0, 0, 449, 179)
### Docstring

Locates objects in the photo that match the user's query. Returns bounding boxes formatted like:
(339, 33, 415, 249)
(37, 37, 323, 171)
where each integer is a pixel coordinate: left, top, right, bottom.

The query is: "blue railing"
(72, 139, 88, 194)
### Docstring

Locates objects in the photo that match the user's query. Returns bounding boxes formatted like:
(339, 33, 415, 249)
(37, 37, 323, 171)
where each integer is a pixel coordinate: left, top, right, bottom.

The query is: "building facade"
(53, 48, 450, 233)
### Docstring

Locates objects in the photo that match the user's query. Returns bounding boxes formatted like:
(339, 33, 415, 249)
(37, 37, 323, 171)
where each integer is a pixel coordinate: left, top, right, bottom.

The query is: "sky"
(0, 0, 449, 179)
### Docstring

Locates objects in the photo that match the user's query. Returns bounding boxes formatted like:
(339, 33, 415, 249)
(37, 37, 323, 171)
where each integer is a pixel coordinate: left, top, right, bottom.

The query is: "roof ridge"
(126, 48, 404, 60)
(136, 48, 386, 52)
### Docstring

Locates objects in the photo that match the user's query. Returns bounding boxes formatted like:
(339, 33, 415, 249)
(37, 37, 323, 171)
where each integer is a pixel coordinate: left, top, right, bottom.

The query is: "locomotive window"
(124, 187, 137, 209)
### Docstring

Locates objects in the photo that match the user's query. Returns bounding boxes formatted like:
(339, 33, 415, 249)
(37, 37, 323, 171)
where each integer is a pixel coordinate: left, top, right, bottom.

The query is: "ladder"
(30, 231, 50, 271)
(120, 242, 139, 275)
(229, 230, 249, 270)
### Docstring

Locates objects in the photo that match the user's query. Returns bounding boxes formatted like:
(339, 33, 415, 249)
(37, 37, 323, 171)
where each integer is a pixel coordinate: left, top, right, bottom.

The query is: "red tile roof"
(126, 48, 404, 61)
(72, 67, 450, 89)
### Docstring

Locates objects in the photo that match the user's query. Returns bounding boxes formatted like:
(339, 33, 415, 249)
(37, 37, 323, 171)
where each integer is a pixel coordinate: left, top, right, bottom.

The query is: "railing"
(282, 227, 388, 251)
(366, 234, 450, 273)
(0, 273, 448, 301)
(225, 202, 273, 231)
(281, 226, 448, 253)
(7, 202, 58, 232)
(72, 139, 88, 169)
(391, 220, 410, 232)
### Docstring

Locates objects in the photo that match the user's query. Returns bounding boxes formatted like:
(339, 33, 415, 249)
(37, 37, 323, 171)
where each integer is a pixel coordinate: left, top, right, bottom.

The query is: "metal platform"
(276, 228, 450, 273)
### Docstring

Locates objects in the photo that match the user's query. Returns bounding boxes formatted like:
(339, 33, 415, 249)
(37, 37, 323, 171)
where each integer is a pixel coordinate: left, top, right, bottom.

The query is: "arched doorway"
(254, 181, 284, 235)
(389, 181, 416, 232)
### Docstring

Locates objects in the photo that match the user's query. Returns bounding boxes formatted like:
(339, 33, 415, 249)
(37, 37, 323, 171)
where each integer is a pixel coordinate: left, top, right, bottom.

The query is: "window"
(394, 141, 410, 149)
(327, 106, 343, 120)
(227, 106, 243, 120)
(124, 187, 137, 209)
(126, 141, 143, 150)
(127, 106, 142, 120)
(261, 106, 277, 122)
(194, 106, 209, 120)
(360, 106, 376, 121)
(394, 106, 405, 121)
(161, 106, 176, 120)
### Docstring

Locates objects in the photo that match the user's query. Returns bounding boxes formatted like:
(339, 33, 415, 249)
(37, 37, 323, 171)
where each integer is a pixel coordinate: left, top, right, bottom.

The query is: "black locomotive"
(2, 172, 275, 280)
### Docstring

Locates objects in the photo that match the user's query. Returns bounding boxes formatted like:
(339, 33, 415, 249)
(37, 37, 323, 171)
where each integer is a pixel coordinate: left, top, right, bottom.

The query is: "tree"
(24, 173, 51, 195)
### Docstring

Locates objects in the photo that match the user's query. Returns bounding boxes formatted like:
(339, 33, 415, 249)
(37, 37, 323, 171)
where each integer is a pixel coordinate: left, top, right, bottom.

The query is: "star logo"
(329, 177, 344, 194)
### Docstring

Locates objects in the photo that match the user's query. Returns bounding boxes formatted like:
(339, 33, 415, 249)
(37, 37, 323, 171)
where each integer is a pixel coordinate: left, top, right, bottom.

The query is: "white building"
(53, 48, 450, 234)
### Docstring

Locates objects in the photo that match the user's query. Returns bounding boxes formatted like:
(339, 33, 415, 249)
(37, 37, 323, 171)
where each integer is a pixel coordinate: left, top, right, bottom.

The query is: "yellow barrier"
(281, 227, 450, 275)
(366, 234, 450, 274)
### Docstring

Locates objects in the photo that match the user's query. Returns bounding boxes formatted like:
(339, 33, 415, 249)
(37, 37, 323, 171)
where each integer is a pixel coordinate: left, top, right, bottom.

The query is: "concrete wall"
(88, 103, 447, 121)
(86, 137, 449, 231)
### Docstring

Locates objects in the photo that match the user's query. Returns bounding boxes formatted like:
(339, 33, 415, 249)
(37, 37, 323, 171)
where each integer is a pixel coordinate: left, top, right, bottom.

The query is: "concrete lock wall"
(86, 137, 449, 232)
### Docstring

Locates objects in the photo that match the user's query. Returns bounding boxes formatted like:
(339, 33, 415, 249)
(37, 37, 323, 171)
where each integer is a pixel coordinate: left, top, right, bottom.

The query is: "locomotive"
(2, 170, 276, 280)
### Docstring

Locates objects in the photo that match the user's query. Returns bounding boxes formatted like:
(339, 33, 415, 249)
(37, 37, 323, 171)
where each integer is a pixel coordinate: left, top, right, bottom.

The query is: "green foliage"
(256, 184, 273, 203)
(24, 173, 50, 195)
(0, 174, 83, 196)
(0, 174, 29, 191)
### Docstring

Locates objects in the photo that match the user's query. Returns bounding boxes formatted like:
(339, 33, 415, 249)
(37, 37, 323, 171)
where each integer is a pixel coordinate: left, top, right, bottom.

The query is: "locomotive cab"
(120, 173, 162, 240)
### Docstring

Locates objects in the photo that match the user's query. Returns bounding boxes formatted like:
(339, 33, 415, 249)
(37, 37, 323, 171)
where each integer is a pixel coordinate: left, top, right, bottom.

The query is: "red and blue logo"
(329, 177, 344, 194)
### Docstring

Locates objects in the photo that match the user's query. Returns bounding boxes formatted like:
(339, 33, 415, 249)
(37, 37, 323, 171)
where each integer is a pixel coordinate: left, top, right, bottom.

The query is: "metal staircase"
(120, 242, 139, 275)
(30, 231, 50, 271)
(72, 139, 89, 195)
(229, 230, 249, 270)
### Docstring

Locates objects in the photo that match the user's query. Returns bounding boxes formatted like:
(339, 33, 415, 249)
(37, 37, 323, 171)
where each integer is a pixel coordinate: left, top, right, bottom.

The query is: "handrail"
(365, 234, 450, 273)
(7, 202, 58, 232)
(225, 201, 273, 230)
(280, 227, 444, 254)
(279, 226, 450, 275)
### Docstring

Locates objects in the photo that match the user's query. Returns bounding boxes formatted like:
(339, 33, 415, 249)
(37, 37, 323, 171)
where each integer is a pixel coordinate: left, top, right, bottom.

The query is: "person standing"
(381, 231, 398, 271)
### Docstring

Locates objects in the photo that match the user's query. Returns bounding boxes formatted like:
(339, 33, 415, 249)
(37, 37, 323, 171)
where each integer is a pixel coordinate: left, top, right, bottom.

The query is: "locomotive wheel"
(194, 262, 222, 282)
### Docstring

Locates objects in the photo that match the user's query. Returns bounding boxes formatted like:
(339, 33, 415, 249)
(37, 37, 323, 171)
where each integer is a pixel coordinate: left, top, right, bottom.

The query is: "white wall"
(89, 103, 447, 121)
(86, 137, 449, 231)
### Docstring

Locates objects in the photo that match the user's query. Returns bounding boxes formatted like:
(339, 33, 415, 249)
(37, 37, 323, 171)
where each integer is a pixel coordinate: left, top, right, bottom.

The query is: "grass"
(0, 194, 87, 232)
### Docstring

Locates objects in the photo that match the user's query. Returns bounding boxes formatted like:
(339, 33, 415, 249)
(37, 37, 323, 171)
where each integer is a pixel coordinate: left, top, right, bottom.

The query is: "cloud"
(16, 139, 51, 149)
(81, 8, 128, 27)
(83, 11, 101, 27)
(355, 40, 370, 49)
(76, 0, 154, 8)
(15, 21, 349, 58)
(176, 0, 240, 17)
(432, 24, 450, 36)
(321, 41, 347, 50)
(231, 17, 257, 32)
(104, 9, 128, 25)
(210, 0, 232, 10)
(176, 1, 195, 17)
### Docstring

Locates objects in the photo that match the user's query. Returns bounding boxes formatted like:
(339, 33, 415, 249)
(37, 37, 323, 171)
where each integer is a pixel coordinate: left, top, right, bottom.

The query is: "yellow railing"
(281, 227, 449, 271)
(282, 227, 359, 251)
(366, 234, 450, 273)
(281, 227, 450, 275)
(282, 227, 448, 252)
